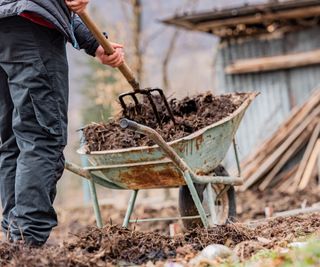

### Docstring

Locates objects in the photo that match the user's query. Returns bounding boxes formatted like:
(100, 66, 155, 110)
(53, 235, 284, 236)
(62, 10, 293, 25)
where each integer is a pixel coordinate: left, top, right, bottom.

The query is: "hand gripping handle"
(79, 11, 140, 91)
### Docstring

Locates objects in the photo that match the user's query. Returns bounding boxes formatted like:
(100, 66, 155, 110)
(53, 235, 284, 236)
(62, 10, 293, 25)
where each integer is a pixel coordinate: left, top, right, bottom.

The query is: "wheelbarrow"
(65, 92, 257, 229)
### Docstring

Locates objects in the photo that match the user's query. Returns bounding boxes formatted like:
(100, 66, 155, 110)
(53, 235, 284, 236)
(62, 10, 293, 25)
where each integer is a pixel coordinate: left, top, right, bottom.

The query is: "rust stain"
(118, 157, 166, 164)
(176, 142, 186, 154)
(118, 165, 185, 190)
(108, 148, 166, 164)
(196, 169, 214, 176)
(195, 134, 204, 150)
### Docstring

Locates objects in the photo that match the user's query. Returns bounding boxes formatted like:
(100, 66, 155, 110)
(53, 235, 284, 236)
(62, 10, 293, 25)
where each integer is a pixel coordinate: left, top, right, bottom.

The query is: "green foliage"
(250, 249, 279, 261)
(289, 240, 320, 267)
(211, 238, 320, 267)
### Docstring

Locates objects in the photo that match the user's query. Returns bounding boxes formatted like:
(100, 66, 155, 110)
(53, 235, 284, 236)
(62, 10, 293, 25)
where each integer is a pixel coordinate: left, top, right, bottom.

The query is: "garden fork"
(79, 11, 176, 127)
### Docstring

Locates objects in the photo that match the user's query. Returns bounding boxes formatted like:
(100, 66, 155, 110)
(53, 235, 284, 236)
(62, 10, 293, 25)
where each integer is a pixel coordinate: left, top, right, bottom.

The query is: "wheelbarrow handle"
(120, 119, 244, 186)
(65, 161, 92, 180)
(120, 119, 190, 173)
(79, 11, 140, 91)
(119, 119, 140, 132)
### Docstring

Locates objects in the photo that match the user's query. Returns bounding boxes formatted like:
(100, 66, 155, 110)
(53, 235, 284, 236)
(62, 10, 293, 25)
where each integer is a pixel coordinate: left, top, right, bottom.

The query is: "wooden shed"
(164, 0, 320, 162)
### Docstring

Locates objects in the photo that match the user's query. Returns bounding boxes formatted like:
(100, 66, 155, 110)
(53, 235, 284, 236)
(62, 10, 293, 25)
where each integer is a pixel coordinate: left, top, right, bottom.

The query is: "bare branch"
(132, 0, 143, 82)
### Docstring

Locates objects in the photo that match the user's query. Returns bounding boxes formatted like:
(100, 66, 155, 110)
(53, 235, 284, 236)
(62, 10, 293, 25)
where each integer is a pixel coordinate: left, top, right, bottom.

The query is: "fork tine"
(119, 92, 140, 106)
(119, 88, 174, 128)
(140, 91, 162, 127)
(119, 92, 141, 116)
(150, 88, 176, 125)
(130, 93, 140, 106)
(118, 94, 129, 116)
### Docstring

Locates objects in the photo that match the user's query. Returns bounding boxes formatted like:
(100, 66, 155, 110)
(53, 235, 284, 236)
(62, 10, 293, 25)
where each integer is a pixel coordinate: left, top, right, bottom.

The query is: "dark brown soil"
(235, 213, 320, 260)
(254, 213, 320, 240)
(5, 179, 313, 266)
(66, 223, 252, 265)
(0, 224, 253, 266)
(83, 92, 248, 151)
(1, 213, 320, 266)
(50, 204, 180, 243)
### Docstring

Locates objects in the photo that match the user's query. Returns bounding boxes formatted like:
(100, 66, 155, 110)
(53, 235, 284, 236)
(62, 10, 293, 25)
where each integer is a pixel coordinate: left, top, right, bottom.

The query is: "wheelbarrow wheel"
(178, 165, 236, 229)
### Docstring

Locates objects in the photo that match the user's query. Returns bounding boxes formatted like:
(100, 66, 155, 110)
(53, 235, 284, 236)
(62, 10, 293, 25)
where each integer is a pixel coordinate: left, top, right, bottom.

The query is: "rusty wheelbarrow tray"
(65, 92, 257, 228)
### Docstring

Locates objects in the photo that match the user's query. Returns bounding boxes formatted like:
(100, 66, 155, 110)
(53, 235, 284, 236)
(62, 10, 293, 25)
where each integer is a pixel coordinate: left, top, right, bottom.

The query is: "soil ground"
(1, 209, 320, 266)
(0, 211, 320, 266)
(1, 182, 320, 266)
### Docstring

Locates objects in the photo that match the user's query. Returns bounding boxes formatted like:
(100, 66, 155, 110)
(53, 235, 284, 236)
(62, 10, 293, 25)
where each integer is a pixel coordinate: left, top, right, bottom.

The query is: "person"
(0, 0, 124, 246)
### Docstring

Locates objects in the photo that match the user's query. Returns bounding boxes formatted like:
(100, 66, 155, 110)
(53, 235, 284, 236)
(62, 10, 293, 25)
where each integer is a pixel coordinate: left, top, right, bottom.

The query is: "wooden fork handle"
(79, 11, 140, 91)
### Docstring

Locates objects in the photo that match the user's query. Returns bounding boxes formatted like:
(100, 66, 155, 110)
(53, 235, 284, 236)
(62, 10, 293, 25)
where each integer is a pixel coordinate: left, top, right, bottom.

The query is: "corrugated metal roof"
(163, 1, 320, 27)
(162, 0, 320, 38)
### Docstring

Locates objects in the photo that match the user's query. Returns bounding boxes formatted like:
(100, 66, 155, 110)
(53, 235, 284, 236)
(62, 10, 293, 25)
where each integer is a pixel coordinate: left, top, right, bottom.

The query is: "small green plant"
(211, 238, 320, 267)
(251, 249, 279, 261)
(289, 240, 320, 267)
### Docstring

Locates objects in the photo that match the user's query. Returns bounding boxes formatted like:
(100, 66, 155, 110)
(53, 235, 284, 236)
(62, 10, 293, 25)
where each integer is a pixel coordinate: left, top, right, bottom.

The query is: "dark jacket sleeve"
(73, 15, 100, 57)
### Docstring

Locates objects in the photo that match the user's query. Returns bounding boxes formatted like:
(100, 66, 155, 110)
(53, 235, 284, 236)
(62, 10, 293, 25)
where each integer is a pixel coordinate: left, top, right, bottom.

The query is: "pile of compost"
(66, 224, 252, 265)
(0, 224, 254, 266)
(2, 213, 320, 266)
(83, 92, 249, 151)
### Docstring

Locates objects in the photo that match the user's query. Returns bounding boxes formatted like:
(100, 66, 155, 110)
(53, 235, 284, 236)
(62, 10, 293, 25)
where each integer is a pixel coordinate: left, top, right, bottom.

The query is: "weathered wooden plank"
(241, 107, 320, 191)
(226, 49, 320, 74)
(298, 139, 320, 190)
(241, 90, 320, 180)
(258, 126, 312, 191)
(278, 165, 299, 193)
(289, 122, 320, 192)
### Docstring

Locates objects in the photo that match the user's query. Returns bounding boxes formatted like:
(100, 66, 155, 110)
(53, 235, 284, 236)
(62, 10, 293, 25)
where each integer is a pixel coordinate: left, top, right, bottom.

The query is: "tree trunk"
(131, 0, 143, 83)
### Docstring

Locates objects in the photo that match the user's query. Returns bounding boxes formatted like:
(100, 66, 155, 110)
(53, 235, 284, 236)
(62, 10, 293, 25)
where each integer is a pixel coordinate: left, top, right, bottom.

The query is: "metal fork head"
(118, 88, 176, 127)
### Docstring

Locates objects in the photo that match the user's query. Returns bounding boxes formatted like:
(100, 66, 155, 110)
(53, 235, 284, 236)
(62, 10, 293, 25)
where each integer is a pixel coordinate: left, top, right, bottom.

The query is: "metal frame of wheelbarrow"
(65, 120, 243, 229)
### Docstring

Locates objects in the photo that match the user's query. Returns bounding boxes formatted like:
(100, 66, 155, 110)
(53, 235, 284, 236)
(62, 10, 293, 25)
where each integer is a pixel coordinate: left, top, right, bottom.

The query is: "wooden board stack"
(240, 89, 320, 193)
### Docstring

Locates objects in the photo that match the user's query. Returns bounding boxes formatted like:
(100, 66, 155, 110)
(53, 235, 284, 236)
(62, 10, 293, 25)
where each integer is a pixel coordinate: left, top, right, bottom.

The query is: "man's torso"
(0, 0, 73, 41)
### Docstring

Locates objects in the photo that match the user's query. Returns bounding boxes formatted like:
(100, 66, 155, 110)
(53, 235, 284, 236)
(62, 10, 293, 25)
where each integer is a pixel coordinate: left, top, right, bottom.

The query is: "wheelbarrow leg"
(233, 138, 241, 177)
(206, 183, 218, 225)
(183, 171, 209, 228)
(122, 190, 139, 228)
(89, 179, 103, 228)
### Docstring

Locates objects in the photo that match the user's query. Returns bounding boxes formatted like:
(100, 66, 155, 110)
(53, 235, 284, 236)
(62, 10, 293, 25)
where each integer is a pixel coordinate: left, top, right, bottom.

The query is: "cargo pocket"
(29, 92, 62, 137)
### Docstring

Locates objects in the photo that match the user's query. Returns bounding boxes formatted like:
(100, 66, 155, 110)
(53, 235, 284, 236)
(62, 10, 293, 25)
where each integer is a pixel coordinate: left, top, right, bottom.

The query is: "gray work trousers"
(0, 16, 68, 246)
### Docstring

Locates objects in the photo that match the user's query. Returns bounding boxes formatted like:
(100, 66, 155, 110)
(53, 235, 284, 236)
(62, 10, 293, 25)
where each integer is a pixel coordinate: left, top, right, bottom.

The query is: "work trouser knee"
(0, 16, 69, 246)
